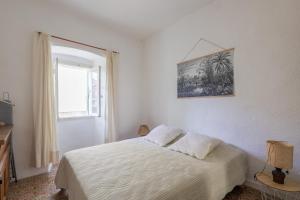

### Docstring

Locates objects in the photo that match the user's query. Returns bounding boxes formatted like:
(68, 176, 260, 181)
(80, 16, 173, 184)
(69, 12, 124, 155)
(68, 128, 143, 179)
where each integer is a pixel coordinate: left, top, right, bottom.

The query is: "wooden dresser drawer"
(0, 142, 9, 163)
(0, 146, 9, 200)
(0, 126, 12, 200)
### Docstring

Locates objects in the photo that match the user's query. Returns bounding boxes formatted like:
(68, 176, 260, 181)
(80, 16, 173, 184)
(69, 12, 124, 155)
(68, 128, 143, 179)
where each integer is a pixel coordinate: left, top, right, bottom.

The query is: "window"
(53, 53, 101, 119)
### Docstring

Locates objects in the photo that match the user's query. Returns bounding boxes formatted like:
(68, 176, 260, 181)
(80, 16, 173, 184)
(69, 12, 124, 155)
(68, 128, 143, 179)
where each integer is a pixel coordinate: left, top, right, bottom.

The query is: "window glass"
(89, 68, 100, 116)
(58, 64, 88, 118)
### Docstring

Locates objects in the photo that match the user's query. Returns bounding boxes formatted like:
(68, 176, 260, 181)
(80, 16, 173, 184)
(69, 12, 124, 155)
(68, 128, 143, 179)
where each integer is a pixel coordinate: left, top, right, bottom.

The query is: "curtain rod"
(38, 32, 119, 54)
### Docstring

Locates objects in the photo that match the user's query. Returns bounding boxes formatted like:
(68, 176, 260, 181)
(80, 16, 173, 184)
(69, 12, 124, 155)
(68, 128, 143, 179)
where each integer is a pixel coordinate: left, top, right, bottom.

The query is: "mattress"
(55, 138, 247, 200)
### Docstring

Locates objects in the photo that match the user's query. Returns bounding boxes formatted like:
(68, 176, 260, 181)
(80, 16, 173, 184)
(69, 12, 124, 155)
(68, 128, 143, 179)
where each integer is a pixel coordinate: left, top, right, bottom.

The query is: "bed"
(55, 137, 247, 200)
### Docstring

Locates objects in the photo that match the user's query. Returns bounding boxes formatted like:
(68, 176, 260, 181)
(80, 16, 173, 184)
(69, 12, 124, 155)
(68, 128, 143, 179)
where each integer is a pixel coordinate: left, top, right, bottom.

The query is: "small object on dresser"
(2, 92, 11, 104)
(0, 100, 14, 125)
(137, 125, 150, 136)
(0, 121, 5, 127)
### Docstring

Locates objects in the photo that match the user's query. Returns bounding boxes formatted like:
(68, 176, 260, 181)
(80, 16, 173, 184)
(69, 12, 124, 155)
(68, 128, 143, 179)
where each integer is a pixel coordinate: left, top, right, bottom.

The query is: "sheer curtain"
(104, 51, 118, 143)
(32, 32, 59, 168)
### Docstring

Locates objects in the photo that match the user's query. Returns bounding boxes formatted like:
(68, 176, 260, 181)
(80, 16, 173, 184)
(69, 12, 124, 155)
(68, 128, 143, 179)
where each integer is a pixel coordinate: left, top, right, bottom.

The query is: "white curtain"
(32, 32, 59, 168)
(104, 51, 118, 143)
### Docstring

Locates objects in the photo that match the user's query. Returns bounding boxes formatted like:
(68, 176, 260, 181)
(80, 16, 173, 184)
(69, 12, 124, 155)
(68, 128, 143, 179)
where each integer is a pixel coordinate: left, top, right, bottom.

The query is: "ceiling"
(47, 0, 215, 39)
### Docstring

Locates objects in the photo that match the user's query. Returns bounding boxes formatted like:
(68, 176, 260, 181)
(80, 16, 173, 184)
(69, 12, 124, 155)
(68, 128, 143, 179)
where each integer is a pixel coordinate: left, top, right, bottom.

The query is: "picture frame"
(177, 48, 234, 98)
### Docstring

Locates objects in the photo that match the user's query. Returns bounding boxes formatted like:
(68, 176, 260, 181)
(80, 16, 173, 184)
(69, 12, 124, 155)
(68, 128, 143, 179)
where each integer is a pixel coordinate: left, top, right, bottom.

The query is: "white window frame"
(53, 55, 101, 120)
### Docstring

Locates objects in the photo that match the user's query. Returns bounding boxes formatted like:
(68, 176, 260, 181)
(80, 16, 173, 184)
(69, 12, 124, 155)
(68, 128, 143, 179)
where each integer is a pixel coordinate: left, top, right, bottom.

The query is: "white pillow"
(144, 125, 183, 146)
(168, 132, 222, 159)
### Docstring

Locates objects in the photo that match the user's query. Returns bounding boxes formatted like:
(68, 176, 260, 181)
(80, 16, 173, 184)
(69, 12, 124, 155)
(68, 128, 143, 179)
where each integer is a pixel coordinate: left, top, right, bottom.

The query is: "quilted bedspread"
(55, 138, 247, 200)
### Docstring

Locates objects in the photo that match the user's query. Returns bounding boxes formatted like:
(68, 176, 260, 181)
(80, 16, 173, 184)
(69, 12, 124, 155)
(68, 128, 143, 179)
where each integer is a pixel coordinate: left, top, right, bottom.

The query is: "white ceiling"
(48, 0, 215, 39)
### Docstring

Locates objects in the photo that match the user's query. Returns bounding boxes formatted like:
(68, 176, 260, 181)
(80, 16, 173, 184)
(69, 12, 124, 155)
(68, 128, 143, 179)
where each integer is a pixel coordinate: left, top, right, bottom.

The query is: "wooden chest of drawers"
(0, 126, 12, 200)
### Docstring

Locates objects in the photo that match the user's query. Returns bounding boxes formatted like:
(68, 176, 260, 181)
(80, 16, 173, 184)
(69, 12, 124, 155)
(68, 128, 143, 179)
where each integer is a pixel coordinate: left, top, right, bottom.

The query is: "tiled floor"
(7, 166, 261, 200)
(7, 166, 67, 200)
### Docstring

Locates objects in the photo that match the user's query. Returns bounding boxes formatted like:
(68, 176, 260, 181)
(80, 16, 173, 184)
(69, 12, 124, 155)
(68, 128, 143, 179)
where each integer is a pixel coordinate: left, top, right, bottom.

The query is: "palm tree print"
(177, 49, 234, 97)
(211, 51, 233, 74)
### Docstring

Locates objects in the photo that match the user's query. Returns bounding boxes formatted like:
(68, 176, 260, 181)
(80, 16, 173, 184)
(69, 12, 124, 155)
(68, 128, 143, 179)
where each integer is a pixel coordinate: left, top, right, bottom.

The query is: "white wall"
(142, 0, 300, 184)
(57, 118, 104, 154)
(0, 0, 143, 179)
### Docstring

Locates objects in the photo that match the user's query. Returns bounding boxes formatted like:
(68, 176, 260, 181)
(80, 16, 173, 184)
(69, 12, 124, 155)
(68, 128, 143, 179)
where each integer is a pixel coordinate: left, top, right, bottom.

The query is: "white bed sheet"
(55, 138, 247, 200)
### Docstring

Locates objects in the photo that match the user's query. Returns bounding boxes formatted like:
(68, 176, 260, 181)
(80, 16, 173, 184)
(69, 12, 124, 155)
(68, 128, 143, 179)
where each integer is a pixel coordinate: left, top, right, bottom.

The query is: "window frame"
(53, 55, 101, 120)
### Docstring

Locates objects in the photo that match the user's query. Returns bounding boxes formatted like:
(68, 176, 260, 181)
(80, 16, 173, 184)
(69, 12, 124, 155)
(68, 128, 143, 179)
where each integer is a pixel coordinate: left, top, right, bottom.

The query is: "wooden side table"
(255, 172, 300, 200)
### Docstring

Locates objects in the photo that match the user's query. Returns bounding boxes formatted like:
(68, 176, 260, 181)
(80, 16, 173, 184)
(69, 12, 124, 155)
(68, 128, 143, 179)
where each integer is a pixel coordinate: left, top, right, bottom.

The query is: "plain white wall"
(57, 118, 104, 154)
(142, 0, 300, 184)
(0, 0, 143, 179)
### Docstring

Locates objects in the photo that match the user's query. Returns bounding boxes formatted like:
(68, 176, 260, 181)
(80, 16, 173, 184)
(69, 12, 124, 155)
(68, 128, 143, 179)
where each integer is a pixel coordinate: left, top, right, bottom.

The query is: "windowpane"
(89, 68, 100, 116)
(58, 64, 88, 117)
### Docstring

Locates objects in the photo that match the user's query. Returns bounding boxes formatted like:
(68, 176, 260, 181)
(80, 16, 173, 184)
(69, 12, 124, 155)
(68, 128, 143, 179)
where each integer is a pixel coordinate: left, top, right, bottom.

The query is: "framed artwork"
(177, 48, 234, 98)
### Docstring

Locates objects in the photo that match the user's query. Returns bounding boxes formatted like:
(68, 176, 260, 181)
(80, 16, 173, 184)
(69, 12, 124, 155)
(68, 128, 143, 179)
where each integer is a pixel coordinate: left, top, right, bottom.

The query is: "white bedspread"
(55, 138, 247, 200)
